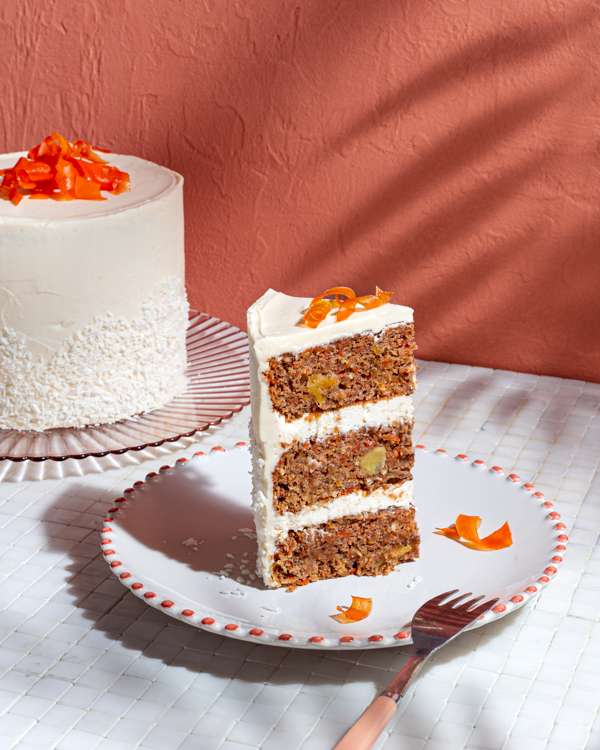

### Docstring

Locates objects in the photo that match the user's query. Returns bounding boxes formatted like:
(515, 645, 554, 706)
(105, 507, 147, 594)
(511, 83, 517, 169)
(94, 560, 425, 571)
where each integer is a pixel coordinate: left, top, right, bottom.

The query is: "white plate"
(101, 444, 567, 650)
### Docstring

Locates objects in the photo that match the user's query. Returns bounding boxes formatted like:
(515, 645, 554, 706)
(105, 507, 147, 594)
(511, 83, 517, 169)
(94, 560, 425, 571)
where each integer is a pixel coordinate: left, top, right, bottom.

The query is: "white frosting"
(274, 394, 413, 445)
(0, 277, 188, 431)
(247, 289, 413, 361)
(247, 288, 416, 588)
(253, 395, 414, 522)
(0, 152, 188, 430)
(272, 483, 414, 532)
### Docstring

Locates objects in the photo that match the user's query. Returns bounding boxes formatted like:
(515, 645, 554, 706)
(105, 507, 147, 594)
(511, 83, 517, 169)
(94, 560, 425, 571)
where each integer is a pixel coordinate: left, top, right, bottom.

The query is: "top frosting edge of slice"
(248, 289, 413, 360)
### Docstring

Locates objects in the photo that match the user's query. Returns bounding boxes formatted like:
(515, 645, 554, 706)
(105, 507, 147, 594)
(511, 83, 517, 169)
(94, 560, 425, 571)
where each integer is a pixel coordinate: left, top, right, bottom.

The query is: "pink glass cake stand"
(0, 311, 250, 462)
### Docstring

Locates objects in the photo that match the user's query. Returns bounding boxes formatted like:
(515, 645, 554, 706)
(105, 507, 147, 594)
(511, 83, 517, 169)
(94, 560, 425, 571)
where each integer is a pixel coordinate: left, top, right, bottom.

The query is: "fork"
(333, 590, 499, 750)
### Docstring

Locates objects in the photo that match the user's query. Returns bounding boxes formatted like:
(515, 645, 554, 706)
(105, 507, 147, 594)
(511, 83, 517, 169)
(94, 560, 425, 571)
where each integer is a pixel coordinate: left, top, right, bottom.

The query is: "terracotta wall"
(2, 0, 600, 382)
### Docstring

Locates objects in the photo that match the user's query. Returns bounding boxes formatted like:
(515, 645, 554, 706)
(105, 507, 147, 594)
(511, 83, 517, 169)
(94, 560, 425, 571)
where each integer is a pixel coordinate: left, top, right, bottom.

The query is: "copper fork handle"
(332, 696, 397, 750)
(333, 651, 430, 750)
(381, 648, 430, 702)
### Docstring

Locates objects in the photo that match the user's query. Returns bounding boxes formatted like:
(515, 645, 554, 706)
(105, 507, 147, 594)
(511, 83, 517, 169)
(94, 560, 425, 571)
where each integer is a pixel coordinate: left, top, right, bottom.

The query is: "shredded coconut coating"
(0, 276, 188, 431)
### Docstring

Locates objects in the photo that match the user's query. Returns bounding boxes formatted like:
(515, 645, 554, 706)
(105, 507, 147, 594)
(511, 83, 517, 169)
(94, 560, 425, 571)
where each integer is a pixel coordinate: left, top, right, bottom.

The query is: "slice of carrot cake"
(247, 287, 419, 588)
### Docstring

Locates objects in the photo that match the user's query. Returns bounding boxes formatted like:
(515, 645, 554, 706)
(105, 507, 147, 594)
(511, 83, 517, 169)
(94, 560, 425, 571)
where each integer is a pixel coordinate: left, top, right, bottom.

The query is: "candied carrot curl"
(304, 286, 393, 327)
(374, 286, 393, 305)
(304, 299, 333, 329)
(0, 132, 130, 206)
(336, 287, 393, 322)
(331, 595, 373, 623)
(435, 514, 513, 551)
(310, 287, 356, 307)
(435, 524, 461, 539)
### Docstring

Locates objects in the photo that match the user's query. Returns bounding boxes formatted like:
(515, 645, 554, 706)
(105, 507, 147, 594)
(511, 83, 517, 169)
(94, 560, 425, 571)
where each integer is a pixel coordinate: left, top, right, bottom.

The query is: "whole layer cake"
(0, 149, 188, 431)
(247, 288, 420, 589)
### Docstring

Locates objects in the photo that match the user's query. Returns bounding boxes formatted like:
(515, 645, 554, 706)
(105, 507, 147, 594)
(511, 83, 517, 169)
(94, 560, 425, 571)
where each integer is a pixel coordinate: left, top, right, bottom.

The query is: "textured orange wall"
(2, 1, 600, 381)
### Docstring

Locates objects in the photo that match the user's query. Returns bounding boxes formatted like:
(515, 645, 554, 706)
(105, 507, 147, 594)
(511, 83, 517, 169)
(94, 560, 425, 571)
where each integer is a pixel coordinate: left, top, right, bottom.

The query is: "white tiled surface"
(0, 359, 599, 750)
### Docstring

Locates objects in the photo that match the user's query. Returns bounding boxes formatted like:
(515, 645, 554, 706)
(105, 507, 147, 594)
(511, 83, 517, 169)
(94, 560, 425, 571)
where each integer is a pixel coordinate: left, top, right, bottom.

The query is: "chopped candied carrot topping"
(0, 132, 130, 206)
(435, 514, 513, 550)
(331, 595, 373, 623)
(304, 286, 393, 328)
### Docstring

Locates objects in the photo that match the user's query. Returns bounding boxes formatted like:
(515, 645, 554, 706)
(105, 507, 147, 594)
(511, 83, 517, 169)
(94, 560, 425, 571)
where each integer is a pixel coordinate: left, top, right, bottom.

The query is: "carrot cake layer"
(273, 421, 414, 514)
(266, 324, 416, 421)
(271, 506, 420, 588)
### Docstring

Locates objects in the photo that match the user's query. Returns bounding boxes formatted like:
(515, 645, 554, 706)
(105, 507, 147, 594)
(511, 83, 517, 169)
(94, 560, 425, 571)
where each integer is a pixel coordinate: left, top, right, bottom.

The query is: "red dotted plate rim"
(101, 444, 567, 650)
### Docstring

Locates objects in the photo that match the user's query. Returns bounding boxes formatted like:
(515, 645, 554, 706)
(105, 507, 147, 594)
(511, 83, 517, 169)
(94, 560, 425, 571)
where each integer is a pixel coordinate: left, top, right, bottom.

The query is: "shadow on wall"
(176, 2, 597, 382)
(190, 7, 593, 287)
(293, 79, 572, 284)
(4, 2, 600, 380)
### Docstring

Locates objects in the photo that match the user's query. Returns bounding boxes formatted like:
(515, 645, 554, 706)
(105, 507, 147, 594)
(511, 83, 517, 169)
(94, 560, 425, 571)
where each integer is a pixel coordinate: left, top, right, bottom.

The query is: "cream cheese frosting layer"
(271, 483, 414, 533)
(275, 394, 413, 445)
(250, 396, 414, 515)
(247, 289, 413, 361)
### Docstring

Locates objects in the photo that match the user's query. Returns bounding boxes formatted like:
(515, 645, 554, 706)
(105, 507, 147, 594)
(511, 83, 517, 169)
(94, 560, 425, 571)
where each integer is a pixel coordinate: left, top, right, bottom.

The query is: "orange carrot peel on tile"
(436, 514, 513, 550)
(0, 132, 129, 206)
(331, 595, 373, 623)
(304, 286, 393, 328)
